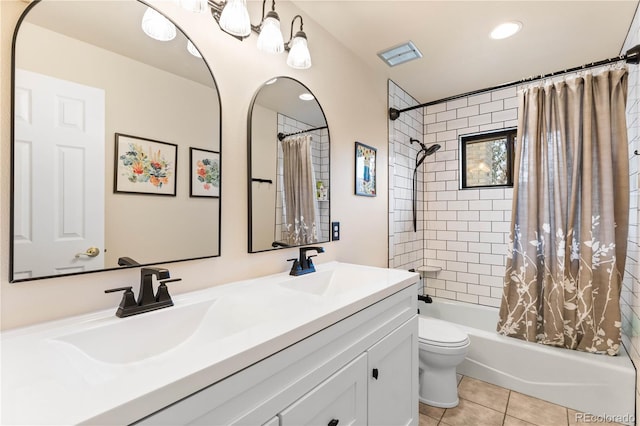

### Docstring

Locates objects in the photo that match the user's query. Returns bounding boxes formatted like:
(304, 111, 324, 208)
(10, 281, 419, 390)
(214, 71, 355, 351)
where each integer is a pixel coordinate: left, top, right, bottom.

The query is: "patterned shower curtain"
(281, 135, 318, 246)
(497, 68, 629, 355)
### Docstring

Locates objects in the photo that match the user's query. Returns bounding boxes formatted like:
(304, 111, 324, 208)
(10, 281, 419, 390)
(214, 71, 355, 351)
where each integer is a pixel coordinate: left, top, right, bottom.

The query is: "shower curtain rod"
(389, 44, 640, 121)
(277, 125, 328, 141)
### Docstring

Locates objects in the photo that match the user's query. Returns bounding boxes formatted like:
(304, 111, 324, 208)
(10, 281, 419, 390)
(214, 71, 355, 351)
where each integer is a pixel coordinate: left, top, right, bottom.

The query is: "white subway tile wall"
(417, 85, 518, 307)
(388, 81, 425, 273)
(620, 5, 640, 416)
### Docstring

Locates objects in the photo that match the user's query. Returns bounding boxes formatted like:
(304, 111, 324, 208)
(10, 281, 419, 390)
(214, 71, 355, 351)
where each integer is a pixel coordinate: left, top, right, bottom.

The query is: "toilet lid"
(418, 317, 469, 346)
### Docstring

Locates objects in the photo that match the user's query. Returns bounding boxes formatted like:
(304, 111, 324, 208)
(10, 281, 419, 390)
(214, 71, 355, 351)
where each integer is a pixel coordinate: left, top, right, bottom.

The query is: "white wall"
(0, 0, 390, 329)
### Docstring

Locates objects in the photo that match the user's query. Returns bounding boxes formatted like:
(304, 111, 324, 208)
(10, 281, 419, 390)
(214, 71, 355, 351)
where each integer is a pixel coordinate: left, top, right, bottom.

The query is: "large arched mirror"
(11, 0, 221, 282)
(248, 77, 330, 253)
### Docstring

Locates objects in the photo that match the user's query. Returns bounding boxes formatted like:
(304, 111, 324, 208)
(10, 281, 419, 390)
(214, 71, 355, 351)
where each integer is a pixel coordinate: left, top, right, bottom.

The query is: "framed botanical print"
(114, 133, 177, 196)
(355, 141, 376, 197)
(190, 148, 220, 198)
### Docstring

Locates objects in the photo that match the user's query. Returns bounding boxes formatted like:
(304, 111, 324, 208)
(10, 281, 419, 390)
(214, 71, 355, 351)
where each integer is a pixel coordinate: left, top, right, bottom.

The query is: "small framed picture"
(114, 133, 177, 196)
(190, 148, 220, 198)
(355, 141, 377, 197)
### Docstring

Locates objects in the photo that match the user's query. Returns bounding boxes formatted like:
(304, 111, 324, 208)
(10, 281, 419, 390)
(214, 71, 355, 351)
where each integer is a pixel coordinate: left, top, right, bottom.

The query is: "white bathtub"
(418, 298, 636, 423)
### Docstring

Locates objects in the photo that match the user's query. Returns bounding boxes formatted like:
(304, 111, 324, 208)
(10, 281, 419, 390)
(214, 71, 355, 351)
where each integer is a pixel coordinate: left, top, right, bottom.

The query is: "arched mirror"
(248, 77, 330, 253)
(11, 0, 221, 282)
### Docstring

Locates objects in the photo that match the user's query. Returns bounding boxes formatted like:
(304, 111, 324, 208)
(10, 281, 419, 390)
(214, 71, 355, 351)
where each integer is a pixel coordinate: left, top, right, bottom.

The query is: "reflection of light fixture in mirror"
(257, 1, 284, 54)
(285, 15, 311, 69)
(141, 7, 176, 41)
(218, 0, 251, 37)
(299, 93, 314, 101)
(180, 0, 208, 13)
(265, 77, 278, 85)
(187, 40, 202, 58)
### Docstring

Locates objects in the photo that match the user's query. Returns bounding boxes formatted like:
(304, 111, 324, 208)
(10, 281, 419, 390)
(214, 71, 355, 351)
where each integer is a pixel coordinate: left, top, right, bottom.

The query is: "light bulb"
(180, 0, 207, 13)
(257, 11, 284, 54)
(141, 7, 176, 41)
(219, 0, 251, 37)
(287, 32, 311, 69)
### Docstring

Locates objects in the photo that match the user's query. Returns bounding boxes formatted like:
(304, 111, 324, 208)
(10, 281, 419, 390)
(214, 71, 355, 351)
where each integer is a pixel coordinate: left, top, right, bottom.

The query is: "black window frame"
(459, 127, 517, 190)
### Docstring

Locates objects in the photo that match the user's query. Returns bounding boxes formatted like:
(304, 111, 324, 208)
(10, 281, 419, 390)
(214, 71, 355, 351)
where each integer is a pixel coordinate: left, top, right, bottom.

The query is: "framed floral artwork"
(190, 148, 220, 198)
(114, 133, 177, 196)
(355, 141, 376, 197)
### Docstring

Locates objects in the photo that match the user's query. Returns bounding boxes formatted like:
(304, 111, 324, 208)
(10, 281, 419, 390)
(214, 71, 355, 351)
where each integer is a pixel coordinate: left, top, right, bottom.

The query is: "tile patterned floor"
(418, 376, 625, 426)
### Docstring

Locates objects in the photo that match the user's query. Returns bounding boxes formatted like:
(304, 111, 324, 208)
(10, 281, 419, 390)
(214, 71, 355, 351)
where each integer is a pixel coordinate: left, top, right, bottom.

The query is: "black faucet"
(289, 246, 325, 276)
(105, 267, 181, 317)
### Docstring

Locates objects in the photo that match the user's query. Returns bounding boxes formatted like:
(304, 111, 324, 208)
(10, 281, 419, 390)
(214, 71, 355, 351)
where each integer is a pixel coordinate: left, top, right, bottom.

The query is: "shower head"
(425, 144, 441, 156)
(409, 137, 427, 151)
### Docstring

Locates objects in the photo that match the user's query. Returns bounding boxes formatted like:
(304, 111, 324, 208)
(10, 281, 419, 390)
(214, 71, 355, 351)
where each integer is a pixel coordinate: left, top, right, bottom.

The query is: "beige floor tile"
(440, 398, 504, 426)
(419, 412, 440, 426)
(457, 376, 510, 413)
(504, 415, 537, 425)
(420, 402, 445, 420)
(507, 392, 568, 426)
(567, 409, 626, 426)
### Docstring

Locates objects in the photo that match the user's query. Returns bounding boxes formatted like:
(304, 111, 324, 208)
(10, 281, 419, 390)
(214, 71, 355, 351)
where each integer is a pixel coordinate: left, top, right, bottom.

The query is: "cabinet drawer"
(279, 354, 367, 426)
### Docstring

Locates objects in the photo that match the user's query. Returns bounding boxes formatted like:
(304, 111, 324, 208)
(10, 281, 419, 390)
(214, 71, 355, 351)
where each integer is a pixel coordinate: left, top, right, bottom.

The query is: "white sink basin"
(278, 265, 385, 297)
(52, 300, 216, 364)
(51, 292, 299, 365)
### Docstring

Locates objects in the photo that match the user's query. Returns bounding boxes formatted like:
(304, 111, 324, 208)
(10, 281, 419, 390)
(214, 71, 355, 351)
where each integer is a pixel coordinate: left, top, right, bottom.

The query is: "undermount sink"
(51, 292, 296, 365)
(278, 266, 382, 297)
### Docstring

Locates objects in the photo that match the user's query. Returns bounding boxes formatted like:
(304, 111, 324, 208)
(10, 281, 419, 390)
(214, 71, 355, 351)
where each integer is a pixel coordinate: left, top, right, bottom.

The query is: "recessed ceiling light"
(377, 41, 423, 67)
(299, 93, 315, 101)
(490, 21, 522, 40)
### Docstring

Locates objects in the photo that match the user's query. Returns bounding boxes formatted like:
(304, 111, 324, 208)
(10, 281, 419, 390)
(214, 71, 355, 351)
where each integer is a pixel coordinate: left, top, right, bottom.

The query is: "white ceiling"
(292, 0, 639, 104)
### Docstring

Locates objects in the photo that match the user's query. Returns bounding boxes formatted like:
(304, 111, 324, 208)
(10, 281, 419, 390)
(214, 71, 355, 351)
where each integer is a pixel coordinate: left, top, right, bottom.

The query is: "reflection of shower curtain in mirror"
(282, 135, 318, 245)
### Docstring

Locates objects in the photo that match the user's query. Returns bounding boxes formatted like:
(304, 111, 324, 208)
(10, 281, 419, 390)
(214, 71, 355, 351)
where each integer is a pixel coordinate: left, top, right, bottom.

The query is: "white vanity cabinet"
(137, 283, 418, 426)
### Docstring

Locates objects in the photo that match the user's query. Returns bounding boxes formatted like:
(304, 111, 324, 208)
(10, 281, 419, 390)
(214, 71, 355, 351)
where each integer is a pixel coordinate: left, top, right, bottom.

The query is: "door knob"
(75, 247, 100, 258)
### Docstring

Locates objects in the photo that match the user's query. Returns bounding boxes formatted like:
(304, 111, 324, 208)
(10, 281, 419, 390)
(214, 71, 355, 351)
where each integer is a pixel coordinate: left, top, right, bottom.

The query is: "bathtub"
(418, 298, 636, 423)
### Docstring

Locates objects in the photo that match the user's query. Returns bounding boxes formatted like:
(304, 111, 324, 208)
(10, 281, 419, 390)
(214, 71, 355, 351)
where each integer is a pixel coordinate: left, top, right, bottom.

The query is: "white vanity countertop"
(1, 261, 418, 425)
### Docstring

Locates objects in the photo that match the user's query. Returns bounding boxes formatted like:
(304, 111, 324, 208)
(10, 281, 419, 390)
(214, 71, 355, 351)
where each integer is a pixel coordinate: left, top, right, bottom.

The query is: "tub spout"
(418, 294, 433, 303)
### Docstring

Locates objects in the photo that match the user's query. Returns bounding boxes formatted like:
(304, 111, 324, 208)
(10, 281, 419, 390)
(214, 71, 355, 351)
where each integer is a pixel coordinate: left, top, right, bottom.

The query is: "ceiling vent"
(377, 41, 423, 67)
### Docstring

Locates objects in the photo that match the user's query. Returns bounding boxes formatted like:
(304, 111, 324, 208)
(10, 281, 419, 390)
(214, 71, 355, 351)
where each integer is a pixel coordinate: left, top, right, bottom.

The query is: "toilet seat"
(418, 317, 469, 348)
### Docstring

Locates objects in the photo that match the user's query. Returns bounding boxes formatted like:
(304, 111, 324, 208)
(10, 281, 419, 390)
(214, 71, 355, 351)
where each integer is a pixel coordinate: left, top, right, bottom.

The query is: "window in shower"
(459, 127, 516, 189)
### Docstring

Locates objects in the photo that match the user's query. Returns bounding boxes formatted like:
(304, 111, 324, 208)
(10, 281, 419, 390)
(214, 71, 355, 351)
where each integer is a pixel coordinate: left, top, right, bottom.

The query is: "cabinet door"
(278, 354, 367, 426)
(367, 317, 418, 426)
(262, 417, 279, 426)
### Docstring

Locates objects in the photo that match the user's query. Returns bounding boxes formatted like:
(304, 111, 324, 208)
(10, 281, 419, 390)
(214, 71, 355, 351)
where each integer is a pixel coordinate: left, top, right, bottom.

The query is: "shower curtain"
(281, 135, 318, 246)
(497, 68, 629, 355)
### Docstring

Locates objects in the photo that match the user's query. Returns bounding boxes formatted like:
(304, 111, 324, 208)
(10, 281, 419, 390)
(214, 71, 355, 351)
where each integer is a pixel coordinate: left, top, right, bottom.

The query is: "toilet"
(418, 316, 470, 408)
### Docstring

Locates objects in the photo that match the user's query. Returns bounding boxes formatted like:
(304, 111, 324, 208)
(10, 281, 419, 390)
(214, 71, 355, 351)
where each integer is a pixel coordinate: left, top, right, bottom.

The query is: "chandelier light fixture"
(142, 0, 312, 68)
(206, 0, 312, 69)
